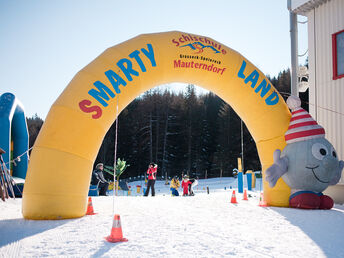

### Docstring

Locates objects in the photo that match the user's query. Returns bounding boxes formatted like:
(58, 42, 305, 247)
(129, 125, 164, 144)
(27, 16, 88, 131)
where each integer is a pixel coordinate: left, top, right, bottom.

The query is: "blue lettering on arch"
(254, 79, 271, 98)
(128, 44, 157, 72)
(237, 59, 279, 106)
(141, 44, 156, 67)
(105, 69, 127, 93)
(87, 43, 157, 109)
(265, 91, 279, 105)
(88, 81, 115, 107)
(117, 58, 139, 81)
(237, 60, 247, 79)
(244, 70, 259, 88)
(129, 50, 147, 72)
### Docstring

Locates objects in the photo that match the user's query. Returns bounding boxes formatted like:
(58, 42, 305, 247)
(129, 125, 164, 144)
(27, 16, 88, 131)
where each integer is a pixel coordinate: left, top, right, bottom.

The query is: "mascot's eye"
(311, 143, 328, 160)
(331, 146, 337, 158)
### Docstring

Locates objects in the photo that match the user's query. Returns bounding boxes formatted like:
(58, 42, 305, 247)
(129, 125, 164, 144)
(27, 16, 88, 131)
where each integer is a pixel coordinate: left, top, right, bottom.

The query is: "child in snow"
(170, 176, 180, 196)
(181, 175, 191, 196)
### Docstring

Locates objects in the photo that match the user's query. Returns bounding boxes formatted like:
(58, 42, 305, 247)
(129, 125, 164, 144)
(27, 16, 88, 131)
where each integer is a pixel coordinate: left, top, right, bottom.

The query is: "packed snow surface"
(1, 177, 344, 257)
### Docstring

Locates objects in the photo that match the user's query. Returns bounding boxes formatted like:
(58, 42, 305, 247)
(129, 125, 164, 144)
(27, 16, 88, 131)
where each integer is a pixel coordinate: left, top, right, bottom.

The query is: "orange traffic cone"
(243, 189, 248, 200)
(86, 197, 97, 215)
(230, 190, 238, 204)
(105, 214, 128, 243)
(258, 192, 268, 207)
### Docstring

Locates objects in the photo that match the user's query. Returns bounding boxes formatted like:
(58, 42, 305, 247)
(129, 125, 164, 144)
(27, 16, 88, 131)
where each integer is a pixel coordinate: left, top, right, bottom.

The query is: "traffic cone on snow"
(243, 189, 248, 200)
(86, 197, 97, 215)
(105, 214, 128, 243)
(258, 192, 268, 207)
(230, 190, 238, 204)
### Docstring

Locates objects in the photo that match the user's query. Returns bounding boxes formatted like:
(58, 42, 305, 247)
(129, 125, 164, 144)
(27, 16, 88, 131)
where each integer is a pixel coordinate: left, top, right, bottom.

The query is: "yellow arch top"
(23, 31, 291, 220)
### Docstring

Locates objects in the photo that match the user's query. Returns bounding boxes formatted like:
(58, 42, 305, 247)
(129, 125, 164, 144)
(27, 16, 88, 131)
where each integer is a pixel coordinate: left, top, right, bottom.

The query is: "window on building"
(332, 29, 344, 80)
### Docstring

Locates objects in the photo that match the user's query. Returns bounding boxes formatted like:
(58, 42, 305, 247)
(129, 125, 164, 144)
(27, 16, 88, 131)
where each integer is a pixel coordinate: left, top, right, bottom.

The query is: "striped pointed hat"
(285, 96, 325, 144)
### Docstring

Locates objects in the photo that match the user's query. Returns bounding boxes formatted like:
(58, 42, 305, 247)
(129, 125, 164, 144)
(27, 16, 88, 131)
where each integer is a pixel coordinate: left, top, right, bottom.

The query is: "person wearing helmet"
(144, 162, 157, 196)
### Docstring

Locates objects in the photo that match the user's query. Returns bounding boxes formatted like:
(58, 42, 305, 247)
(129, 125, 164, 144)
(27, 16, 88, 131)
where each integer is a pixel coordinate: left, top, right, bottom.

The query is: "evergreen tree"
(26, 114, 44, 151)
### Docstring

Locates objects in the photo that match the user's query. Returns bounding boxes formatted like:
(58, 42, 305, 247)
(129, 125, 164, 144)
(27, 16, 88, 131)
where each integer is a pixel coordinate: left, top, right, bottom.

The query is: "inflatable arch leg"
(0, 93, 29, 179)
(23, 31, 291, 219)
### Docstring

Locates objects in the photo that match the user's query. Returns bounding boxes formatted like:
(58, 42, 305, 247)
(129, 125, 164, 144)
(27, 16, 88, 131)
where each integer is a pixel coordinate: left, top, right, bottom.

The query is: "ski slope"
(1, 177, 344, 257)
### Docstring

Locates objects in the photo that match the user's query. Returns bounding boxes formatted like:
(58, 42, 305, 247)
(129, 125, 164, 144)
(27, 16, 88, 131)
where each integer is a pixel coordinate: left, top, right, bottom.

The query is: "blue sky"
(0, 0, 308, 119)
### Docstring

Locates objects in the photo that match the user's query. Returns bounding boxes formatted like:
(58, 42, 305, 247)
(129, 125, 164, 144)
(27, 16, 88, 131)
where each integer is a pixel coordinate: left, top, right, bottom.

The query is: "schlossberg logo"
(172, 34, 227, 55)
(181, 42, 220, 54)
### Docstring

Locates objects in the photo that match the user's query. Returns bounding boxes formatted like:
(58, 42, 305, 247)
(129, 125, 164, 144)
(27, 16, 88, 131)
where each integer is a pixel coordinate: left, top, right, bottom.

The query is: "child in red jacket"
(181, 175, 191, 196)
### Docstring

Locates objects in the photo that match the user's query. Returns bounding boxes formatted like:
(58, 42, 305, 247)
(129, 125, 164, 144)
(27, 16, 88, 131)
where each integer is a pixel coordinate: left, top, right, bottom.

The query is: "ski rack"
(0, 148, 15, 201)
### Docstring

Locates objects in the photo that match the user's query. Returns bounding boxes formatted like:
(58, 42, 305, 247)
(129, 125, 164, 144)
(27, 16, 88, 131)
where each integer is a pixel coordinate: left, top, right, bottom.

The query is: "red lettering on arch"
(79, 99, 102, 119)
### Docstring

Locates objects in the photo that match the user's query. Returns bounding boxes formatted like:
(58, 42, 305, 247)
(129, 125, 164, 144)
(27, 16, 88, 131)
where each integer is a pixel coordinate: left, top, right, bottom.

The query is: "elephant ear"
(329, 160, 344, 185)
(265, 149, 289, 188)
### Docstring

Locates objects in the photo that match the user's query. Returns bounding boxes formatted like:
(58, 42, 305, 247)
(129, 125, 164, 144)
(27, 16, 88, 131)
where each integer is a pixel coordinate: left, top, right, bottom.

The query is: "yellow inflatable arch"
(23, 31, 291, 220)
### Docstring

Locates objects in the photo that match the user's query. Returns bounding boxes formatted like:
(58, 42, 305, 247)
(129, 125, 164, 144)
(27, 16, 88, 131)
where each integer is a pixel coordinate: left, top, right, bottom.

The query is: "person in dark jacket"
(91, 163, 109, 196)
(144, 162, 157, 196)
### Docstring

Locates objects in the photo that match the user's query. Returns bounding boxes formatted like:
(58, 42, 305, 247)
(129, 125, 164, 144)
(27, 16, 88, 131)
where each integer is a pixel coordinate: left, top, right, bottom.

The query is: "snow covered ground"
(1, 177, 344, 257)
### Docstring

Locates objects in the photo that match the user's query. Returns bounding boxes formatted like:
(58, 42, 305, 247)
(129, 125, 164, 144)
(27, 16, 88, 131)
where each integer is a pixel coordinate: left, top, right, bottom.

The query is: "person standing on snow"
(181, 175, 191, 196)
(144, 162, 157, 196)
(91, 163, 109, 196)
(188, 177, 198, 196)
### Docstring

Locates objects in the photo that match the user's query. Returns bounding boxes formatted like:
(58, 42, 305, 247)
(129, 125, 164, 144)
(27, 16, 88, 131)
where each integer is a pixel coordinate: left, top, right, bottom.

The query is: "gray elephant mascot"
(266, 95, 344, 209)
